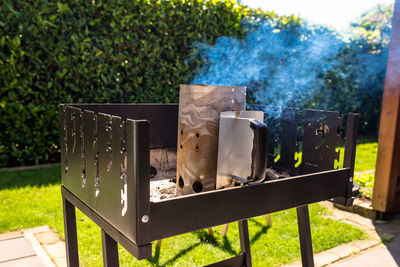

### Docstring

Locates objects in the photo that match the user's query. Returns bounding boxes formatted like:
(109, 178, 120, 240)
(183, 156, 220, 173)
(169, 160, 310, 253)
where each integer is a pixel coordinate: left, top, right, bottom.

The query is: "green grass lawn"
(0, 165, 367, 266)
(352, 137, 378, 199)
(353, 137, 378, 173)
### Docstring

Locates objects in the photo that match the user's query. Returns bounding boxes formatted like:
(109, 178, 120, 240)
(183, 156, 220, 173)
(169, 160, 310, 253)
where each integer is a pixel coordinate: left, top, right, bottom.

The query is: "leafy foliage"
(306, 4, 393, 133)
(0, 0, 260, 166)
(355, 173, 374, 199)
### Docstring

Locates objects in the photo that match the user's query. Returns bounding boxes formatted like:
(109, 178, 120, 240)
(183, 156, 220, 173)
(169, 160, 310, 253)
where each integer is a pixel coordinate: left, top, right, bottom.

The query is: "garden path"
(0, 226, 65, 267)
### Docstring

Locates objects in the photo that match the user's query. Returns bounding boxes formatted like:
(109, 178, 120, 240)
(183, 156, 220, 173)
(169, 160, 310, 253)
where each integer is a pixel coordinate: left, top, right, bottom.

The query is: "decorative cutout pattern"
(106, 118, 113, 172)
(275, 108, 302, 175)
(62, 105, 130, 217)
(80, 110, 86, 187)
(266, 108, 344, 175)
(120, 120, 128, 216)
(71, 112, 77, 154)
(94, 114, 100, 197)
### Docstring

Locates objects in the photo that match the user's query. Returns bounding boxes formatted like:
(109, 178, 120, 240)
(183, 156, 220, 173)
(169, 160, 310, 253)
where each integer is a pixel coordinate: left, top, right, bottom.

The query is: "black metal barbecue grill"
(60, 103, 359, 267)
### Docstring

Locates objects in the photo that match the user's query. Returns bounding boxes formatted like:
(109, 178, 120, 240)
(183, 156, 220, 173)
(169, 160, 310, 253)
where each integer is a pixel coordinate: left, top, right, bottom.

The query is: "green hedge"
(0, 0, 273, 166)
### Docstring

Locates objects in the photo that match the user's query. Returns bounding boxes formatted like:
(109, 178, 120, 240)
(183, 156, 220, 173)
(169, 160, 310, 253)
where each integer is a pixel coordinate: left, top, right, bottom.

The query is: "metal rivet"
(349, 177, 353, 182)
(142, 215, 149, 223)
(200, 175, 204, 180)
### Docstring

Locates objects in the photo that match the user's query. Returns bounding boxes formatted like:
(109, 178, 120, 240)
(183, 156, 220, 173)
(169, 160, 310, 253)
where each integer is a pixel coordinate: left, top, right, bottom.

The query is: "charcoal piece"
(265, 168, 289, 181)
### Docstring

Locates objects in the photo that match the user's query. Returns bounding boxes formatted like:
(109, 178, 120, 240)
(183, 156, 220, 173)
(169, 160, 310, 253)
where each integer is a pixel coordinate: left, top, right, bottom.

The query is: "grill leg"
(238, 219, 252, 267)
(265, 214, 272, 227)
(63, 196, 79, 267)
(297, 205, 314, 267)
(221, 224, 229, 236)
(101, 229, 119, 267)
(208, 227, 214, 237)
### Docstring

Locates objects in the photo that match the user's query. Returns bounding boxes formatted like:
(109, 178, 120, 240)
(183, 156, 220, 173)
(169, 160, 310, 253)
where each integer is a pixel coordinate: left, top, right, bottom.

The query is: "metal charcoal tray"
(60, 104, 359, 266)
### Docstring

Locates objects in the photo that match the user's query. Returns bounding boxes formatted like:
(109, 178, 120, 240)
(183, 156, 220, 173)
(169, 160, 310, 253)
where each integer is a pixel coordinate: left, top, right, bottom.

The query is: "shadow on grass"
(222, 235, 237, 256)
(251, 225, 270, 244)
(151, 242, 201, 266)
(0, 164, 61, 189)
(249, 218, 270, 244)
(196, 229, 222, 247)
(147, 244, 163, 266)
(195, 229, 238, 256)
(148, 228, 242, 266)
(146, 222, 270, 266)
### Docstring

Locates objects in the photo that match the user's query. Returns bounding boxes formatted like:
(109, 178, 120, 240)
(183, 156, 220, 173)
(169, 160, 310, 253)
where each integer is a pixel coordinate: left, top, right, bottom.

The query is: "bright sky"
(241, 0, 395, 31)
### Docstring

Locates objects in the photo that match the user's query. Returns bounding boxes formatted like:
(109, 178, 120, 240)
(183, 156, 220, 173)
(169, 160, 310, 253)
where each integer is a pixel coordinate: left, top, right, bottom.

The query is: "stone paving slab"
(0, 236, 36, 263)
(328, 243, 359, 259)
(0, 226, 58, 267)
(33, 228, 66, 267)
(0, 230, 24, 240)
(283, 238, 381, 267)
(328, 243, 400, 267)
(0, 255, 44, 267)
(314, 251, 340, 267)
(45, 242, 67, 260)
(351, 238, 381, 251)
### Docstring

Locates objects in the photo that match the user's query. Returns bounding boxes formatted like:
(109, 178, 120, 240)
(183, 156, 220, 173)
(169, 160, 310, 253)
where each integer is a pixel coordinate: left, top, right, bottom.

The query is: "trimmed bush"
(0, 0, 270, 166)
